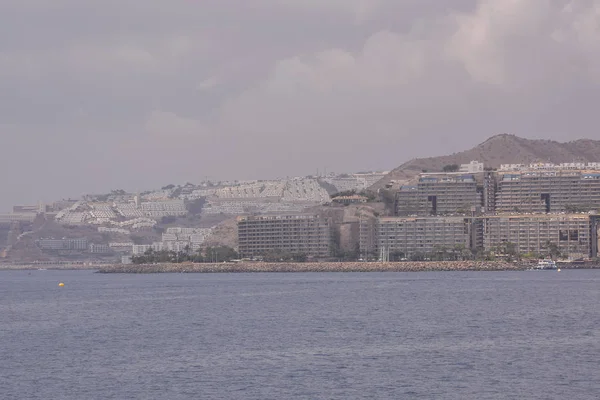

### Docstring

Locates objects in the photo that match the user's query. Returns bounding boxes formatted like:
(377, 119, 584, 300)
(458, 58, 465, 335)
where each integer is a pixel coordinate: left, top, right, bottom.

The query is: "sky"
(2, 0, 600, 211)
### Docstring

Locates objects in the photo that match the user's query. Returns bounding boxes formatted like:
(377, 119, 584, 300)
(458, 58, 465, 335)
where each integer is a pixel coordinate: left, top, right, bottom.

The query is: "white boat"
(534, 259, 557, 270)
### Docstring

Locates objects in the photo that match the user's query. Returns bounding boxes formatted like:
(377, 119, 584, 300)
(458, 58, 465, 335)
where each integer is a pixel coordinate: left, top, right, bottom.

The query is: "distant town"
(0, 172, 386, 264)
(3, 153, 600, 266)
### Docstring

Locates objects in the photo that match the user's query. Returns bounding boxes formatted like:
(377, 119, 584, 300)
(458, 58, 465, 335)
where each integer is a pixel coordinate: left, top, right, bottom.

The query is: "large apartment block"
(396, 174, 482, 216)
(361, 214, 599, 260)
(237, 214, 333, 258)
(482, 214, 593, 259)
(395, 162, 600, 216)
(494, 169, 600, 213)
(36, 238, 88, 251)
(374, 216, 477, 257)
(359, 215, 378, 258)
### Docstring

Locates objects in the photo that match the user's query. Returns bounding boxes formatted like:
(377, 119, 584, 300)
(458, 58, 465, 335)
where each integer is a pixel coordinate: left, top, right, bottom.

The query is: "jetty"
(98, 261, 526, 274)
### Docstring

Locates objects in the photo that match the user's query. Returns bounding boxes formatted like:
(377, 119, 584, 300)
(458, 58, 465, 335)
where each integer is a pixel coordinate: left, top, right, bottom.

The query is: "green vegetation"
(169, 187, 183, 199)
(486, 241, 564, 261)
(491, 241, 519, 262)
(389, 250, 405, 261)
(330, 189, 377, 202)
(317, 180, 339, 195)
(331, 242, 361, 261)
(130, 235, 145, 245)
(442, 164, 460, 172)
(160, 216, 177, 224)
(331, 190, 357, 198)
(390, 245, 501, 262)
(544, 241, 562, 259)
(131, 246, 239, 264)
(187, 198, 206, 215)
(205, 246, 239, 263)
(427, 244, 473, 261)
(360, 190, 377, 201)
(521, 252, 541, 260)
(260, 249, 308, 262)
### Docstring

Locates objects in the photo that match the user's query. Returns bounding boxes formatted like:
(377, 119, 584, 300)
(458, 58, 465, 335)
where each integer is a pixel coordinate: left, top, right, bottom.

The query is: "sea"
(0, 269, 598, 400)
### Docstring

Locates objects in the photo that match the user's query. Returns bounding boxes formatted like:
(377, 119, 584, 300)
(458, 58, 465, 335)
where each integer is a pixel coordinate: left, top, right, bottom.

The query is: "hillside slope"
(371, 134, 600, 189)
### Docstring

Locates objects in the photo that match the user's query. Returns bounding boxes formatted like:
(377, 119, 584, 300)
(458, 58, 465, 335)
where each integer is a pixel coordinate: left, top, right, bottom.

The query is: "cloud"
(2, 0, 600, 209)
(270, 0, 384, 23)
(197, 77, 220, 91)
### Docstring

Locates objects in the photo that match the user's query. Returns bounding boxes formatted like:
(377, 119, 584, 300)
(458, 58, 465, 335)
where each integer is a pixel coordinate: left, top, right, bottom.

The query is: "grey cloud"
(2, 0, 600, 210)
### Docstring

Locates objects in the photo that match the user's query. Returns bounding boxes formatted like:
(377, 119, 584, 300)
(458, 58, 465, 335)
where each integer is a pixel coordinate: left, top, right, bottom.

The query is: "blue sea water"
(0, 270, 599, 399)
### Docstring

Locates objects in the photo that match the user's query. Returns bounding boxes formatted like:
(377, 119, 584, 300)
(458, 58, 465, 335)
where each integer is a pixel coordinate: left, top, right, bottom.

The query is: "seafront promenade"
(98, 261, 527, 273)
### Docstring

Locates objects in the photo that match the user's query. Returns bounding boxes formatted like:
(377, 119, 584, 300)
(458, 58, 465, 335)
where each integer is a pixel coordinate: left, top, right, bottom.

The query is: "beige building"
(375, 216, 476, 258)
(395, 163, 600, 216)
(495, 169, 600, 213)
(359, 215, 378, 259)
(396, 174, 482, 216)
(237, 214, 333, 258)
(360, 213, 598, 260)
(482, 214, 592, 259)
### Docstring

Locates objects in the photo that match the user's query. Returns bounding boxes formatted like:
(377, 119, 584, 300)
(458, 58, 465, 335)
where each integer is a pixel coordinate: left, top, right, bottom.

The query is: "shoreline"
(2, 261, 597, 273)
(95, 261, 599, 274)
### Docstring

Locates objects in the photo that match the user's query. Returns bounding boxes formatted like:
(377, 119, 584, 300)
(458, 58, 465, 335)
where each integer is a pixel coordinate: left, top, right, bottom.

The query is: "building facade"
(36, 238, 88, 251)
(359, 214, 378, 259)
(495, 163, 600, 213)
(375, 217, 475, 258)
(460, 161, 485, 173)
(89, 244, 111, 254)
(394, 163, 600, 216)
(396, 174, 482, 216)
(358, 213, 598, 261)
(237, 214, 333, 258)
(482, 214, 592, 259)
(0, 213, 37, 223)
(495, 169, 600, 213)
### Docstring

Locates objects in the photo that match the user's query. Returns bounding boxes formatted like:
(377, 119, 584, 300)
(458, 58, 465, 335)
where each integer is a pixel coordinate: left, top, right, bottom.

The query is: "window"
(559, 230, 568, 241)
(569, 230, 579, 241)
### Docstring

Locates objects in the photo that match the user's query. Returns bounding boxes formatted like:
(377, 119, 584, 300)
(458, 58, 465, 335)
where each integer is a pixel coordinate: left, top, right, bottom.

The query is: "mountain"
(370, 134, 600, 190)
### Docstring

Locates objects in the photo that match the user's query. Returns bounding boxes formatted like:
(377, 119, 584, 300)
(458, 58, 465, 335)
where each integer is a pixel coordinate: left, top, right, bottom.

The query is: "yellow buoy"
(58, 282, 65, 287)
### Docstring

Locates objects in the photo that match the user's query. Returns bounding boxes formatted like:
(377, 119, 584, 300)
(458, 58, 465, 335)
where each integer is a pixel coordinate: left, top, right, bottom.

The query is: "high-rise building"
(237, 214, 333, 258)
(396, 174, 482, 216)
(495, 169, 600, 213)
(482, 214, 592, 259)
(375, 216, 476, 258)
(36, 238, 88, 251)
(360, 213, 598, 261)
(358, 214, 378, 259)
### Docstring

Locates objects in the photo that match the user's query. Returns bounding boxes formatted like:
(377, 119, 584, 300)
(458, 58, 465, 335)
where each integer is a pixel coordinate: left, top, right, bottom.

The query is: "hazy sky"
(2, 0, 600, 211)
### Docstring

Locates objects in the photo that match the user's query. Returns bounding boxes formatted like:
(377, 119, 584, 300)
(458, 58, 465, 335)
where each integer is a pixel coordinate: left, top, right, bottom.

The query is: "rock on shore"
(97, 261, 524, 274)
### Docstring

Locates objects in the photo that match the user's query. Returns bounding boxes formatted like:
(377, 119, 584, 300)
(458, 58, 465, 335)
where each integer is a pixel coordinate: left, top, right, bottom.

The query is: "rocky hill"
(370, 134, 600, 190)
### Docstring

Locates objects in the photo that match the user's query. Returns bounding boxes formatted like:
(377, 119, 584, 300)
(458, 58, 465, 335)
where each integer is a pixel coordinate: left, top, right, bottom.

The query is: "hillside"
(370, 134, 600, 190)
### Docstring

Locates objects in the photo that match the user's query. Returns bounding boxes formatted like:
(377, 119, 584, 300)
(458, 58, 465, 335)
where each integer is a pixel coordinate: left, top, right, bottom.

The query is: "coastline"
(2, 261, 597, 273)
(98, 261, 528, 274)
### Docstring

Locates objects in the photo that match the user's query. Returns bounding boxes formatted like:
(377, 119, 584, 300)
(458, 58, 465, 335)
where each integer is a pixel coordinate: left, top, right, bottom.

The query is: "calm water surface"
(1, 270, 599, 399)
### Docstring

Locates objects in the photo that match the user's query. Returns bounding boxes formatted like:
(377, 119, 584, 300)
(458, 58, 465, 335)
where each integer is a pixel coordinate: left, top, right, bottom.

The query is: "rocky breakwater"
(97, 261, 523, 274)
